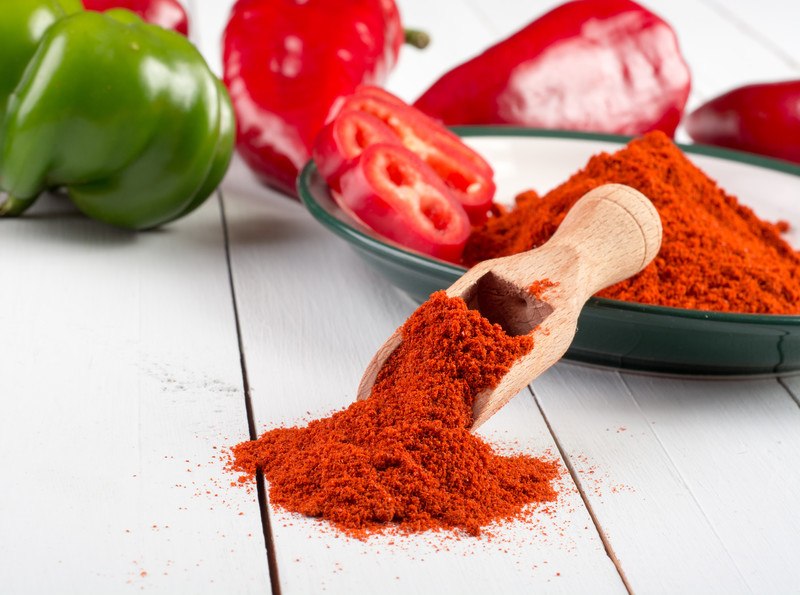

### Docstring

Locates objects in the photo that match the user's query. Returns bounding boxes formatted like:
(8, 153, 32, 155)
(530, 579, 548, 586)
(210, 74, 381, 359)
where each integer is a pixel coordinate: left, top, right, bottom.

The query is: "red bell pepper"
(338, 143, 471, 263)
(223, 0, 425, 197)
(82, 0, 188, 35)
(327, 86, 495, 224)
(414, 0, 691, 137)
(685, 80, 800, 165)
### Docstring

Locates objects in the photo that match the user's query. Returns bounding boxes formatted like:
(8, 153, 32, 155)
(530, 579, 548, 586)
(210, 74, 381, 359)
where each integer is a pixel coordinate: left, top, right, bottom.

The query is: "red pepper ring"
(342, 90, 496, 224)
(337, 143, 471, 263)
(313, 110, 399, 192)
(350, 87, 494, 178)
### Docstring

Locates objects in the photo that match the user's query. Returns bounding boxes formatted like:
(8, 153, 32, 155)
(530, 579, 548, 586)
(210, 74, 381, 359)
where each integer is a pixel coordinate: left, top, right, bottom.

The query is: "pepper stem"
(0, 193, 37, 217)
(404, 28, 430, 49)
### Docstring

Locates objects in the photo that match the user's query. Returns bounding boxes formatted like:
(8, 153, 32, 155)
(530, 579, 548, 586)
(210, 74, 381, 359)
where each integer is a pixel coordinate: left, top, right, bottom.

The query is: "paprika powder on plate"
(230, 292, 559, 538)
(465, 131, 800, 314)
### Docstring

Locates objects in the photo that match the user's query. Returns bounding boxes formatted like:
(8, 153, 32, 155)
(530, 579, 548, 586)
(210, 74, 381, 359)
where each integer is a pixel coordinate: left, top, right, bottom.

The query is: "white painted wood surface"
(0, 196, 270, 593)
(1, 0, 799, 593)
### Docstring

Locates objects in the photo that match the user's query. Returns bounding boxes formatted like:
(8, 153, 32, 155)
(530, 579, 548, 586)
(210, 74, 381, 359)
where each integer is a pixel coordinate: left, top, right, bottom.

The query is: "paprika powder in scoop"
(414, 0, 691, 137)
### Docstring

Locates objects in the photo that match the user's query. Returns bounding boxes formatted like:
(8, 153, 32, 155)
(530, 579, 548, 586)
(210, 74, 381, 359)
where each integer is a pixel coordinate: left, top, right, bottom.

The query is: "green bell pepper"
(0, 0, 83, 117)
(0, 9, 234, 229)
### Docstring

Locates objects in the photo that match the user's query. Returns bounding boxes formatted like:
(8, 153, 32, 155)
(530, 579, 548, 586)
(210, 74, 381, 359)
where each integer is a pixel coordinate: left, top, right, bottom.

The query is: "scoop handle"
(358, 184, 661, 407)
(534, 184, 662, 299)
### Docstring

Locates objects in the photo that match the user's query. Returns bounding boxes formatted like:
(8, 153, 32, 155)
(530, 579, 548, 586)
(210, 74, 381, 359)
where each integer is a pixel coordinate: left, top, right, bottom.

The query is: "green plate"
(299, 128, 800, 375)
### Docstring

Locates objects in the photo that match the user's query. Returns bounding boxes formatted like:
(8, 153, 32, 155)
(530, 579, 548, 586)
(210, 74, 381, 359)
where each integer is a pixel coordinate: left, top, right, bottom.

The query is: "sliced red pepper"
(413, 0, 691, 137)
(686, 80, 800, 165)
(313, 110, 399, 192)
(341, 87, 496, 224)
(82, 0, 188, 35)
(222, 0, 411, 197)
(337, 143, 471, 263)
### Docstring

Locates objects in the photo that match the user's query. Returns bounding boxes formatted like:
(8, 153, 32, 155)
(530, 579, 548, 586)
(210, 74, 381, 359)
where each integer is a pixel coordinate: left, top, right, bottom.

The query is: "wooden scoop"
(357, 183, 662, 429)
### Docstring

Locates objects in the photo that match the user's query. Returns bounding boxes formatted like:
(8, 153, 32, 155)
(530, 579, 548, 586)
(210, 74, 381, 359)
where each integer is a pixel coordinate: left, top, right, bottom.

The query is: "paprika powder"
(465, 132, 800, 314)
(230, 292, 559, 537)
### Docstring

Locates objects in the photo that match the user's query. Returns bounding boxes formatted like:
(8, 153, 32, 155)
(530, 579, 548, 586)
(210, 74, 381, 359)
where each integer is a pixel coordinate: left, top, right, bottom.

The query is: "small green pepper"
(0, 9, 234, 229)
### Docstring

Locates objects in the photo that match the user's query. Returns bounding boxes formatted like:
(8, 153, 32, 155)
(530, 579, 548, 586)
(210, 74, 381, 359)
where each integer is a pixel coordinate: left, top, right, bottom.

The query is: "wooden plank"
(700, 0, 800, 73)
(781, 375, 800, 407)
(221, 158, 628, 593)
(621, 372, 800, 593)
(461, 0, 564, 38)
(534, 363, 800, 593)
(0, 195, 270, 593)
(532, 365, 748, 593)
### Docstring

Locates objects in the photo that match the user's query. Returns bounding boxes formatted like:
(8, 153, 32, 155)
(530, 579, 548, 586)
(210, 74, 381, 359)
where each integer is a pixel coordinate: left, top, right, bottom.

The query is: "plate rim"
(298, 126, 800, 326)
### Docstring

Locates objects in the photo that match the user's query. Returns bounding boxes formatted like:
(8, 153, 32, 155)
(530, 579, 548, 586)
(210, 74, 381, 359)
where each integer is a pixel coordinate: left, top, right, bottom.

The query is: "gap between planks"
(533, 364, 800, 592)
(779, 376, 800, 409)
(527, 384, 634, 594)
(613, 373, 750, 589)
(699, 0, 800, 72)
(219, 190, 282, 595)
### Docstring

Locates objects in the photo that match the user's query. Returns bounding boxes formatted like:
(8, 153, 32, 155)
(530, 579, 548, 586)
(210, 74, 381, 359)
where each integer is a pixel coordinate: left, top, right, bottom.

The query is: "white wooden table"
(2, 1, 799, 593)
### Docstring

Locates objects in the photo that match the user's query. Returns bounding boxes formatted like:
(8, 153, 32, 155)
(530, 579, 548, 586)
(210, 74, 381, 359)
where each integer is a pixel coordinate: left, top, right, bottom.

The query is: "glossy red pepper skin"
(414, 0, 691, 137)
(338, 143, 471, 263)
(686, 81, 800, 165)
(82, 0, 188, 35)
(223, 0, 404, 197)
(333, 87, 495, 223)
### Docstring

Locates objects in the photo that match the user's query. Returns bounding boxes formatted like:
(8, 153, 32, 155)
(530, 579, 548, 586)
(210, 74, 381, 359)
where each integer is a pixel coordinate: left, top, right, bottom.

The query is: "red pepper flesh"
(340, 87, 496, 223)
(313, 110, 399, 192)
(414, 0, 691, 137)
(223, 0, 404, 197)
(82, 0, 188, 35)
(686, 80, 800, 165)
(338, 143, 471, 263)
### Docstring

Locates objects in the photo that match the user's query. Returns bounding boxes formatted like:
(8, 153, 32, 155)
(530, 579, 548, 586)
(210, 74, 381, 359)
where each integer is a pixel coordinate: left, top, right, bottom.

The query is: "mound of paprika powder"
(465, 132, 800, 314)
(230, 292, 559, 538)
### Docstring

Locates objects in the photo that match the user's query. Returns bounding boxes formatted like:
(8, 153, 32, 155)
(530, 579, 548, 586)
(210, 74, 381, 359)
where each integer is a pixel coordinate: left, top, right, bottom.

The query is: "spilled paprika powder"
(230, 291, 559, 537)
(465, 131, 800, 314)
